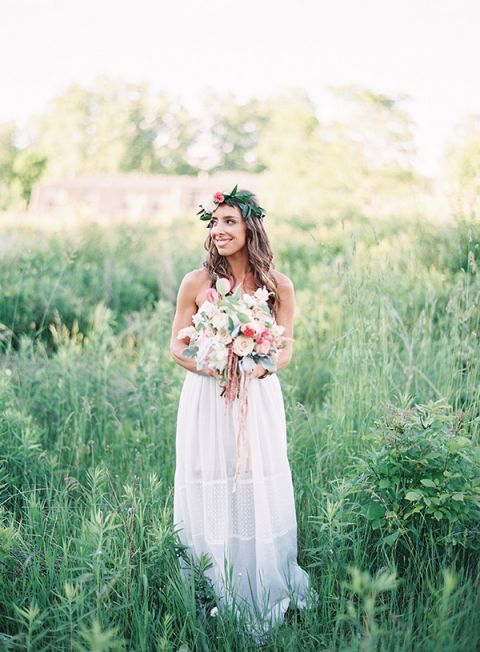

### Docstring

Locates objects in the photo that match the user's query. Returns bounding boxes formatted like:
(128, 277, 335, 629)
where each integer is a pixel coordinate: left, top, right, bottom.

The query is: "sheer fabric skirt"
(173, 370, 317, 638)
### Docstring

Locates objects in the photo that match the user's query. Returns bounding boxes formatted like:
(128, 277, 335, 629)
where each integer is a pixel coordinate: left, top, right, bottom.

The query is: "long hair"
(202, 189, 278, 314)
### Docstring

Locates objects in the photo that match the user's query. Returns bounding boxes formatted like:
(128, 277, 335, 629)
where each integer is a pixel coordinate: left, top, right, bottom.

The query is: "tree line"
(0, 76, 478, 216)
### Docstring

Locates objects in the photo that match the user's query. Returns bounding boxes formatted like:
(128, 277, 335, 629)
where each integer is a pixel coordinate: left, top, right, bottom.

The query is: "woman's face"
(209, 203, 247, 256)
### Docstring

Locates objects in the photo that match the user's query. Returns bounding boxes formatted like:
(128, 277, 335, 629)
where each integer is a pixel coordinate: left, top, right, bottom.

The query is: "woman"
(170, 186, 316, 642)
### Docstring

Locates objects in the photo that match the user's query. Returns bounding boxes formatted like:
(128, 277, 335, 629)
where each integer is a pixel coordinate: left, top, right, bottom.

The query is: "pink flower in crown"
(206, 288, 219, 303)
(213, 191, 225, 203)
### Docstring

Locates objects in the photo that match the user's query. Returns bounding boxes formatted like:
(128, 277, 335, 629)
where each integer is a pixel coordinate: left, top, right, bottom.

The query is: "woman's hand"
(197, 367, 222, 380)
(249, 363, 270, 379)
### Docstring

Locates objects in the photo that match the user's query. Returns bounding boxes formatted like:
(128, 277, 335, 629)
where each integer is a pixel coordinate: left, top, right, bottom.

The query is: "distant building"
(28, 171, 262, 219)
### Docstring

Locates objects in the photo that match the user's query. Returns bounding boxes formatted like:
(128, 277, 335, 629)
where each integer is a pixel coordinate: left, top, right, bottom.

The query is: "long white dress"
(173, 294, 317, 641)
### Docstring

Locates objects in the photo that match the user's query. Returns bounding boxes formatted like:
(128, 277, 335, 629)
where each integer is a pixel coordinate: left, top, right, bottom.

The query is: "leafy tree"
(442, 115, 480, 218)
(0, 123, 47, 208)
(0, 123, 18, 209)
(257, 86, 419, 218)
(33, 77, 199, 179)
(198, 90, 269, 172)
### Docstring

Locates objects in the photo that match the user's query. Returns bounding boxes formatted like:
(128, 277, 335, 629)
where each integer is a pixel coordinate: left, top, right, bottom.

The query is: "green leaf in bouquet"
(256, 355, 276, 372)
(238, 312, 250, 324)
(231, 325, 241, 338)
(232, 284, 242, 299)
(183, 345, 199, 358)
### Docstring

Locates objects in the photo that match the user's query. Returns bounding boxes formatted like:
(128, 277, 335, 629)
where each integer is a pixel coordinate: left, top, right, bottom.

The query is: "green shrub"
(350, 399, 480, 554)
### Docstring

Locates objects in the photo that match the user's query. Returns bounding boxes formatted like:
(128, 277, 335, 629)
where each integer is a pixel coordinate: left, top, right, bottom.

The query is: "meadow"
(0, 210, 479, 651)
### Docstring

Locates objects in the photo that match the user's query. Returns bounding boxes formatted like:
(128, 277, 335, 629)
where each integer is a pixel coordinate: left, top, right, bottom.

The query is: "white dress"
(173, 292, 317, 641)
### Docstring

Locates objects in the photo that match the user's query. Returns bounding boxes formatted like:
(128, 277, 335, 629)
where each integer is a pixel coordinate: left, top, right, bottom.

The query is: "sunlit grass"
(0, 211, 479, 650)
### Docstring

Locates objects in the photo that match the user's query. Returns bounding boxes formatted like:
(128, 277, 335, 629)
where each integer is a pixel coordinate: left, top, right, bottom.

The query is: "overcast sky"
(1, 0, 479, 175)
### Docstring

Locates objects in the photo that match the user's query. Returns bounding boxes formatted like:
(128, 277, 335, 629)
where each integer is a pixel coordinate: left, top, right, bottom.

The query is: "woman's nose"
(211, 223, 225, 235)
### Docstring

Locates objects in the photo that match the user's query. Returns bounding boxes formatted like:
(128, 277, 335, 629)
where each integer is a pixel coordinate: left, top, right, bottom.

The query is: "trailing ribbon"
(223, 344, 252, 494)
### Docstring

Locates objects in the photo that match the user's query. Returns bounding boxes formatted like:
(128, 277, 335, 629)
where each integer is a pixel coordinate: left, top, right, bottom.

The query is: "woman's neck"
(226, 251, 251, 285)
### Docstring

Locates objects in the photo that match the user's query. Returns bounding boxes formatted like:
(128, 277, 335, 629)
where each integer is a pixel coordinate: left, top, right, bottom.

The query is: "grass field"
(0, 211, 479, 651)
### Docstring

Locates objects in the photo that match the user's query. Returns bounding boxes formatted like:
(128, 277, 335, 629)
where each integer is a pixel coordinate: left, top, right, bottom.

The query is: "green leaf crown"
(196, 184, 266, 222)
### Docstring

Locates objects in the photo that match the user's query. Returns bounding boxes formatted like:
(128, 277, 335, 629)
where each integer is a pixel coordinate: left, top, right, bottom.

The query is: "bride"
(170, 186, 316, 641)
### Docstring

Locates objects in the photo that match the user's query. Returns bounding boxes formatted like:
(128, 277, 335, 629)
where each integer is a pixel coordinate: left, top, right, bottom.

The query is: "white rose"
(196, 338, 212, 369)
(212, 344, 228, 371)
(254, 286, 270, 303)
(199, 300, 215, 318)
(177, 325, 196, 340)
(216, 327, 232, 344)
(233, 335, 255, 357)
(271, 324, 285, 337)
(212, 311, 228, 329)
(242, 293, 255, 308)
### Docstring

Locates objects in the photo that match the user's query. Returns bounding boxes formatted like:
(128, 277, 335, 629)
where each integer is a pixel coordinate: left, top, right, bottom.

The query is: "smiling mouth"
(215, 239, 232, 246)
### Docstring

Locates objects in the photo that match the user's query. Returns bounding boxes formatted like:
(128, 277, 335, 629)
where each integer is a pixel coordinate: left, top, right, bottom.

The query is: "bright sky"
(1, 0, 479, 175)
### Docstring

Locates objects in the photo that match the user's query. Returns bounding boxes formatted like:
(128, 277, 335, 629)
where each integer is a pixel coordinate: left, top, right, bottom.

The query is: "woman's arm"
(170, 271, 219, 377)
(273, 274, 295, 372)
(250, 273, 295, 378)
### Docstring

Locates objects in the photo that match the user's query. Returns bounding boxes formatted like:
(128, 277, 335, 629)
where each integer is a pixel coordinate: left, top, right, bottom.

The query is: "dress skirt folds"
(173, 369, 317, 640)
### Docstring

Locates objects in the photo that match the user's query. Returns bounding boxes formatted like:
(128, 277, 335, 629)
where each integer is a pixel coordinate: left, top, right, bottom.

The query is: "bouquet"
(177, 277, 287, 492)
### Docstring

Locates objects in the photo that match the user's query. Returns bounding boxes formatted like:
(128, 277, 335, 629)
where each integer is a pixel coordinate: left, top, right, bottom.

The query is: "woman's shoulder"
(181, 267, 210, 288)
(272, 270, 294, 292)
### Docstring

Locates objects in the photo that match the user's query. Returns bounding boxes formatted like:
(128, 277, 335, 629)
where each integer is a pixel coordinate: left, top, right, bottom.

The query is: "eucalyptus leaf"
(183, 346, 199, 358)
(257, 356, 276, 372)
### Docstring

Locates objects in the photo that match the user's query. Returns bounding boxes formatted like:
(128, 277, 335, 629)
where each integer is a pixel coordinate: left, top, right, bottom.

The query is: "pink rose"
(260, 329, 271, 340)
(241, 323, 256, 338)
(213, 191, 225, 203)
(206, 288, 219, 303)
(233, 335, 255, 357)
(216, 277, 231, 296)
(255, 340, 271, 355)
(259, 341, 271, 355)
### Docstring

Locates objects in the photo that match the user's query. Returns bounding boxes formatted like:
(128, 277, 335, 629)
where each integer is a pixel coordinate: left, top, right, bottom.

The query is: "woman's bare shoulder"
(180, 267, 210, 288)
(272, 270, 294, 291)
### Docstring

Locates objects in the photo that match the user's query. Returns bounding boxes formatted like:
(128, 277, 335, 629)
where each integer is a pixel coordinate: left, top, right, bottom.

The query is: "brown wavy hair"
(202, 188, 278, 314)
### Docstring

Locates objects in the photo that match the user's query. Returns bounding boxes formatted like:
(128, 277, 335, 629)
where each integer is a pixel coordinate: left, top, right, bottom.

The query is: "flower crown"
(196, 184, 266, 222)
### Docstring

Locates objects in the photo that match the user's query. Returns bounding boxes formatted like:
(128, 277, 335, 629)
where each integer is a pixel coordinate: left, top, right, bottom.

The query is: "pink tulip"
(206, 288, 219, 303)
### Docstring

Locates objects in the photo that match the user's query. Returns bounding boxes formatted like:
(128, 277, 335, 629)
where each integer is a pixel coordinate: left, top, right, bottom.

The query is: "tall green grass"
(0, 212, 479, 650)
